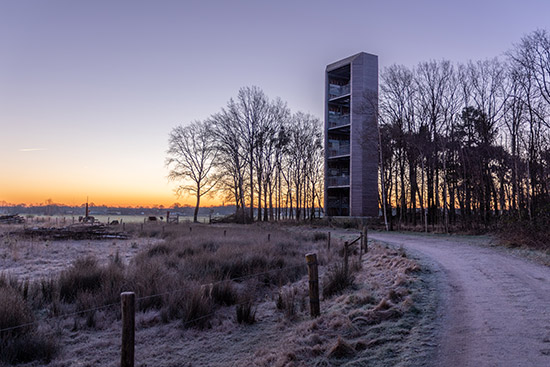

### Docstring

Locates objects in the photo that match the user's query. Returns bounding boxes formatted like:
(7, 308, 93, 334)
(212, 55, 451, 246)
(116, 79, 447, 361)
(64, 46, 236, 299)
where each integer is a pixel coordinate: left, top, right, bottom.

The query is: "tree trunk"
(250, 151, 254, 221)
(194, 186, 201, 223)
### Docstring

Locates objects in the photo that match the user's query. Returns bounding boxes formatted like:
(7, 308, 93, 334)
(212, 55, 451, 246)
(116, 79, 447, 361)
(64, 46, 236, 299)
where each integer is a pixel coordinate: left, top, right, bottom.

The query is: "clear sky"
(1, 0, 548, 207)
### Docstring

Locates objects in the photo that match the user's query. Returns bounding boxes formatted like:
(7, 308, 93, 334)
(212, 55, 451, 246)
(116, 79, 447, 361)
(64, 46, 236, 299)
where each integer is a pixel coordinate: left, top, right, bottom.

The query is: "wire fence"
(0, 227, 367, 367)
(0, 227, 367, 337)
(0, 263, 308, 335)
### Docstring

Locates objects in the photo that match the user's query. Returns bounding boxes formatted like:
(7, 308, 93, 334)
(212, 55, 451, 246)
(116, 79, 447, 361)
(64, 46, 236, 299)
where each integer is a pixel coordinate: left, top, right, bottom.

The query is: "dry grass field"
(0, 222, 437, 366)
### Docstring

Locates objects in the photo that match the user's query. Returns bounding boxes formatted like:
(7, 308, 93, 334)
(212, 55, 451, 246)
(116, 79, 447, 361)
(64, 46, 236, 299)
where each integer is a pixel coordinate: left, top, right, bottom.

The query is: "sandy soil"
(371, 231, 550, 367)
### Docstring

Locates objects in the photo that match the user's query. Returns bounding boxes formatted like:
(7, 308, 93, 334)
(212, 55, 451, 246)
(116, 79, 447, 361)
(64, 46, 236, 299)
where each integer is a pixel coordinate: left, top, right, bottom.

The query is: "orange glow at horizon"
(0, 187, 226, 208)
(0, 175, 227, 208)
(1, 148, 228, 208)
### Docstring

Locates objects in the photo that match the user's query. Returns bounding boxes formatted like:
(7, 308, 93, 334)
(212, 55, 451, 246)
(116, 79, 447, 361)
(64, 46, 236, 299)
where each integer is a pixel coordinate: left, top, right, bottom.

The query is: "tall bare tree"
(166, 120, 219, 222)
(209, 109, 249, 221)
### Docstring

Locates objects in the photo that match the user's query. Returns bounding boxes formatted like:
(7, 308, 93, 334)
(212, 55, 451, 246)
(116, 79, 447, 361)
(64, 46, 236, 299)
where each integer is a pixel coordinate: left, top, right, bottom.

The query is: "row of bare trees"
(379, 30, 550, 230)
(167, 86, 323, 222)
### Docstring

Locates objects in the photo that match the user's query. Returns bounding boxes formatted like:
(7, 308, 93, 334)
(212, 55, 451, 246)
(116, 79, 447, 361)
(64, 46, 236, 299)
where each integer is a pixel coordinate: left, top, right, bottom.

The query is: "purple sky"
(1, 0, 548, 206)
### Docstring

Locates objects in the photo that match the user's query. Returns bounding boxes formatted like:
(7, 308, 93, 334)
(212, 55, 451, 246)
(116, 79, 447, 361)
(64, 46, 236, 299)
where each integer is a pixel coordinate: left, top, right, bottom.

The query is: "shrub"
(0, 286, 58, 364)
(323, 262, 354, 298)
(1, 332, 58, 365)
(211, 280, 237, 306)
(75, 291, 97, 312)
(0, 286, 33, 337)
(39, 277, 58, 304)
(129, 257, 171, 311)
(350, 258, 362, 272)
(147, 244, 172, 257)
(57, 255, 126, 309)
(236, 302, 256, 325)
(497, 219, 550, 249)
(98, 261, 126, 306)
(0, 274, 21, 295)
(59, 257, 103, 302)
(200, 240, 219, 252)
(276, 288, 297, 319)
(181, 284, 214, 329)
(313, 232, 328, 242)
(160, 291, 186, 322)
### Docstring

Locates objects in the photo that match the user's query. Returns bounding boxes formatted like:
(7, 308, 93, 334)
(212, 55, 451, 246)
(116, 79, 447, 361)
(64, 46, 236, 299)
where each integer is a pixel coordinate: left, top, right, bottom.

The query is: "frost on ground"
(0, 226, 158, 280)
(0, 225, 437, 367)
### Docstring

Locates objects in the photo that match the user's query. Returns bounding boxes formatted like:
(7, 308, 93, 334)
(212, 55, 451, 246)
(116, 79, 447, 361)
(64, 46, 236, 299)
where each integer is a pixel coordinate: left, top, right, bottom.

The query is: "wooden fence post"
(305, 253, 320, 318)
(363, 226, 368, 253)
(121, 292, 135, 367)
(343, 241, 349, 277)
(359, 232, 363, 263)
(327, 231, 331, 250)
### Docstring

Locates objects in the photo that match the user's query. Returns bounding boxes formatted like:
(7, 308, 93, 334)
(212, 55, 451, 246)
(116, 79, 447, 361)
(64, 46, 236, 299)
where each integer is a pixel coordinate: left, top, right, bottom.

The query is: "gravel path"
(370, 231, 550, 367)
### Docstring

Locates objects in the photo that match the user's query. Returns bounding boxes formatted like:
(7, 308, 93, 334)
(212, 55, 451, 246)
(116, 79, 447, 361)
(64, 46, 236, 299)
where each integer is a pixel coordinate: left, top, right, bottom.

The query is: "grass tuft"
(59, 257, 103, 302)
(323, 262, 354, 298)
(0, 285, 58, 364)
(276, 287, 298, 319)
(182, 284, 214, 329)
(236, 301, 256, 325)
(210, 280, 237, 306)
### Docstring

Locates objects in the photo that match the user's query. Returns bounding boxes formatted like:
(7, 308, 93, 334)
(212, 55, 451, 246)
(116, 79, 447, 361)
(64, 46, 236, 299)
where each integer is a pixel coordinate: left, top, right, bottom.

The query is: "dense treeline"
(167, 86, 323, 222)
(379, 30, 550, 231)
(169, 30, 549, 230)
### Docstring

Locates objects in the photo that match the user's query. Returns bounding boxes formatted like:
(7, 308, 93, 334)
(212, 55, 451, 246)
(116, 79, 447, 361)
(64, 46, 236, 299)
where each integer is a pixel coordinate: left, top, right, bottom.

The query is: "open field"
(0, 223, 436, 366)
(14, 215, 212, 225)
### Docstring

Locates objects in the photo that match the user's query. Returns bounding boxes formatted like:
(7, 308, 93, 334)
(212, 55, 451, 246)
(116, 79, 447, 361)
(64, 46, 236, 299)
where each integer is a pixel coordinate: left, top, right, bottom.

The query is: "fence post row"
(305, 253, 320, 318)
(121, 292, 135, 367)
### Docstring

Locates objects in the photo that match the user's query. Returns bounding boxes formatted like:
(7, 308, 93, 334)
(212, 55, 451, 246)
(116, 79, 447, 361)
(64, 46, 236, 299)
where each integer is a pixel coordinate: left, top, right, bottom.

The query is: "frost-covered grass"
(0, 224, 435, 366)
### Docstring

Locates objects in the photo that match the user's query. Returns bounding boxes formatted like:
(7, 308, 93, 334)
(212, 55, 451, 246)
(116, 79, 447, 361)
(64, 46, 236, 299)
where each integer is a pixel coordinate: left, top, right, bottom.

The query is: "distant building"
(325, 52, 379, 217)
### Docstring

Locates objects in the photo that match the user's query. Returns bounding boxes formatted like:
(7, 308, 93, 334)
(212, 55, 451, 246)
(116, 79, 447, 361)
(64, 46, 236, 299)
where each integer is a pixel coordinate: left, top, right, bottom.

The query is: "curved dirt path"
(370, 231, 550, 367)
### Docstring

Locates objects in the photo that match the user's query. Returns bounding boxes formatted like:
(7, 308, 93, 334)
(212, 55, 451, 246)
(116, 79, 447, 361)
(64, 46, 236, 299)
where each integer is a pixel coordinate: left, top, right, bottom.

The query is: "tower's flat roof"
(326, 52, 378, 72)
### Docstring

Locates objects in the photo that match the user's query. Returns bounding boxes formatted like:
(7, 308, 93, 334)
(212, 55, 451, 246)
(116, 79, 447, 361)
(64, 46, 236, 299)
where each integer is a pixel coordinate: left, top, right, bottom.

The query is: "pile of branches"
(16, 224, 128, 241)
(212, 210, 253, 224)
(0, 214, 25, 224)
